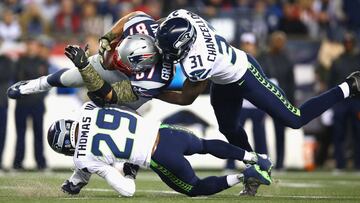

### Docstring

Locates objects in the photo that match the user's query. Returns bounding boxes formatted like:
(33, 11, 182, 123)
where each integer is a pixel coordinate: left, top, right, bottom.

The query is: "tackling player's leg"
(242, 54, 360, 129)
(210, 82, 265, 196)
(150, 125, 271, 196)
(209, 88, 253, 152)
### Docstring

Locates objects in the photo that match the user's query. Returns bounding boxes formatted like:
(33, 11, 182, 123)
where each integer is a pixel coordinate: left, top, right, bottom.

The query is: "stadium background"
(0, 0, 359, 171)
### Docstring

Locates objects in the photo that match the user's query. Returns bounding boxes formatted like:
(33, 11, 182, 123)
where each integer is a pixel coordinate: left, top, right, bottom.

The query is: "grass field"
(1, 170, 360, 203)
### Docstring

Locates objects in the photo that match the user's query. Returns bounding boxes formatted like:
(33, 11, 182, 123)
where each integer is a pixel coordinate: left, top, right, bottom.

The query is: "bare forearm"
(105, 11, 145, 40)
(157, 91, 193, 105)
(157, 80, 208, 105)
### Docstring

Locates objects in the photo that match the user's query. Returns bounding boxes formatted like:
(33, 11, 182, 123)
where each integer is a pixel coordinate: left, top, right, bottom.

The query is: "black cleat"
(61, 180, 87, 195)
(346, 71, 360, 98)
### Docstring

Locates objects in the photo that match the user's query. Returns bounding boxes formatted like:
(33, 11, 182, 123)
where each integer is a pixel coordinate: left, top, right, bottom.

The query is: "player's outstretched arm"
(99, 165, 136, 197)
(156, 79, 208, 105)
(65, 44, 138, 106)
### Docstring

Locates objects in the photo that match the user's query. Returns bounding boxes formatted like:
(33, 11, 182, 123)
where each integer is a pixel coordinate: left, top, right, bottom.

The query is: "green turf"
(0, 170, 360, 203)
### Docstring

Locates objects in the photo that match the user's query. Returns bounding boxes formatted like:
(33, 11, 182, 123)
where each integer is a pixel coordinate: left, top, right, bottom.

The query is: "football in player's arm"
(7, 11, 171, 110)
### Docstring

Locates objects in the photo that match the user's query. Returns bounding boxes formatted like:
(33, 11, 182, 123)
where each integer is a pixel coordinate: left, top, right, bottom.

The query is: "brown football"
(102, 38, 121, 70)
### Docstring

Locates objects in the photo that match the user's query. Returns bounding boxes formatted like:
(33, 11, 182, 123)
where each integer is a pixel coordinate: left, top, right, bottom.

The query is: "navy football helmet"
(155, 17, 197, 62)
(47, 119, 78, 156)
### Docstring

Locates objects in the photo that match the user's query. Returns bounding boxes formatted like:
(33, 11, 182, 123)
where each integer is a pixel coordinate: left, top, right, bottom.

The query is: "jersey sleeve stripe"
(124, 16, 154, 31)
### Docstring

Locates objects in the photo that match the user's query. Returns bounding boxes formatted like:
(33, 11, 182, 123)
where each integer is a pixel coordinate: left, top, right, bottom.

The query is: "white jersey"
(73, 102, 161, 173)
(166, 9, 249, 84)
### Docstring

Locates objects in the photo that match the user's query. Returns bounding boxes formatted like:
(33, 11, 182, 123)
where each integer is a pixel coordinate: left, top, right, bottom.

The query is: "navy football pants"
(210, 54, 345, 152)
(150, 125, 246, 196)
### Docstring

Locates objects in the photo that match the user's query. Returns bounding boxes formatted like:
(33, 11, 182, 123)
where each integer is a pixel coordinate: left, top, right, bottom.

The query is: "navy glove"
(123, 162, 139, 179)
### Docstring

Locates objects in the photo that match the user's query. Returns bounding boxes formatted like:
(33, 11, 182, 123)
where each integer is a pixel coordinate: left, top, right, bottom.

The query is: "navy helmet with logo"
(155, 17, 197, 63)
(47, 119, 78, 156)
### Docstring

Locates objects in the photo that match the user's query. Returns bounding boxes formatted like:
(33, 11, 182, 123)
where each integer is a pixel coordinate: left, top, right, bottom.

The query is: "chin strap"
(69, 121, 78, 148)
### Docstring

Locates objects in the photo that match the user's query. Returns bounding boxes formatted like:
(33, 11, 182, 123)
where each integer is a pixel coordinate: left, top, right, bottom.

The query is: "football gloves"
(123, 162, 140, 180)
(65, 45, 90, 70)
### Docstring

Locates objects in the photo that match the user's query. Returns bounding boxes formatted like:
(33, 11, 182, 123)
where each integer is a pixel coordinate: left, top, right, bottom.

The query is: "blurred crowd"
(0, 0, 359, 44)
(0, 0, 360, 171)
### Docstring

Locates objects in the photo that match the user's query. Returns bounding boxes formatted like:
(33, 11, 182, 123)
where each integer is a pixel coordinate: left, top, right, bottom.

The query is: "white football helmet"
(114, 34, 159, 73)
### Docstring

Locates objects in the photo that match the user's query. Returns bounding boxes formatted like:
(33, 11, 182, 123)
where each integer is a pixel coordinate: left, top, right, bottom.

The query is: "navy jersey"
(129, 62, 174, 97)
(122, 13, 158, 38)
(122, 13, 175, 98)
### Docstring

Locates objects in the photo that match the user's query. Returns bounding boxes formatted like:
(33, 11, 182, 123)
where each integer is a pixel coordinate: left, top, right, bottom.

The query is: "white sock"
(20, 76, 51, 94)
(243, 151, 256, 162)
(226, 174, 242, 186)
(39, 76, 52, 90)
(339, 82, 350, 98)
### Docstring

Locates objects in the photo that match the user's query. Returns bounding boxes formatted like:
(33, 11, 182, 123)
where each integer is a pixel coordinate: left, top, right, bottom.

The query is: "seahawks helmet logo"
(173, 23, 195, 49)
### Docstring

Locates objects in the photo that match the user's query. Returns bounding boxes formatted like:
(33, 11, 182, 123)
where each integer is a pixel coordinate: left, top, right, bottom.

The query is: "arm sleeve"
(111, 80, 138, 104)
(78, 63, 105, 92)
(97, 165, 136, 197)
(78, 63, 138, 104)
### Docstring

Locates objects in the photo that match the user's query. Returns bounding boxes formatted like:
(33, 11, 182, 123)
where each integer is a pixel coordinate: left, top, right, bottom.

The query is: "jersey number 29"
(91, 109, 137, 159)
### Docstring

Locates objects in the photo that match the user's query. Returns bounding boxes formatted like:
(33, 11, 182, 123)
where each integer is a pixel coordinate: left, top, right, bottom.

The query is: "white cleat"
(7, 76, 49, 99)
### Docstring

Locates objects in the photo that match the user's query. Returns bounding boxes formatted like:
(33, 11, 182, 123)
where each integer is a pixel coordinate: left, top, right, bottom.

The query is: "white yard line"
(84, 188, 179, 194)
(277, 182, 323, 188)
(259, 194, 360, 200)
(74, 188, 360, 200)
(2, 185, 360, 200)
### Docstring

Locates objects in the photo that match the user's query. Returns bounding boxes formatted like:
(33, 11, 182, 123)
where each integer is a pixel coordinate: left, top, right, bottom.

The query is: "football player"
(7, 11, 173, 110)
(47, 101, 272, 197)
(153, 9, 360, 195)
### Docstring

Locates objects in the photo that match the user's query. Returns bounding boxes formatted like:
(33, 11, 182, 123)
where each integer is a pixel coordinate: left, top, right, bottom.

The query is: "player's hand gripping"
(99, 36, 111, 57)
(65, 44, 90, 70)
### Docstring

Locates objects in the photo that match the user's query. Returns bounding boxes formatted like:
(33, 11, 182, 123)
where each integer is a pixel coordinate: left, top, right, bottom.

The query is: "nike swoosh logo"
(238, 80, 245, 86)
(80, 55, 84, 63)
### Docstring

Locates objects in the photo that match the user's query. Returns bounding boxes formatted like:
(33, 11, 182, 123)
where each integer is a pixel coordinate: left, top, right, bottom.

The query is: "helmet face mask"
(155, 17, 197, 63)
(47, 119, 78, 156)
(115, 34, 159, 74)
